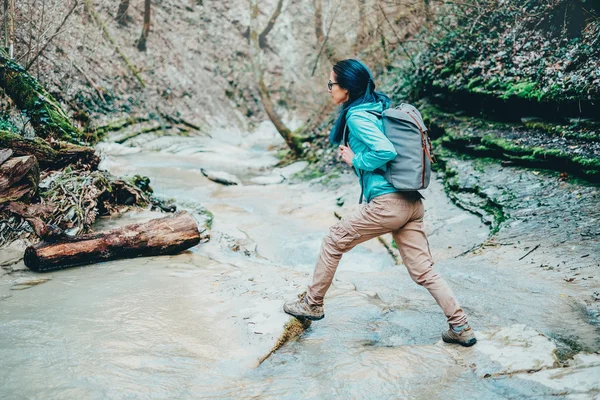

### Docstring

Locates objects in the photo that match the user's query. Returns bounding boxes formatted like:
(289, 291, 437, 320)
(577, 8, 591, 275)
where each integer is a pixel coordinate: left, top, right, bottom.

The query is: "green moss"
(467, 77, 484, 90)
(298, 166, 325, 181)
(0, 116, 19, 133)
(1, 50, 85, 144)
(129, 175, 153, 194)
(276, 148, 291, 160)
(572, 156, 600, 169)
(500, 81, 542, 101)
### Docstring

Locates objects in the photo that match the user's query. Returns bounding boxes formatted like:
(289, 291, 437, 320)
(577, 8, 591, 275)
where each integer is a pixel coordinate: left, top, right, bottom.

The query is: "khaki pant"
(307, 192, 468, 327)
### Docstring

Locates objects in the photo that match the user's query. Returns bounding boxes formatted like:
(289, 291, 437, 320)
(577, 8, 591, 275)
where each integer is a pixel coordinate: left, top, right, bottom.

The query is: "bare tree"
(25, 0, 79, 71)
(313, 0, 338, 65)
(249, 0, 302, 155)
(137, 0, 151, 51)
(3, 0, 14, 58)
(116, 0, 130, 25)
(3, 0, 7, 54)
(423, 0, 432, 28)
(258, 0, 283, 49)
(354, 0, 367, 53)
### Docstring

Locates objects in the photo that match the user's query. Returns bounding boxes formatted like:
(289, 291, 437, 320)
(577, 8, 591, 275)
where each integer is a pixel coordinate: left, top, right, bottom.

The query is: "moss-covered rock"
(420, 102, 600, 183)
(410, 0, 600, 120)
(0, 50, 85, 145)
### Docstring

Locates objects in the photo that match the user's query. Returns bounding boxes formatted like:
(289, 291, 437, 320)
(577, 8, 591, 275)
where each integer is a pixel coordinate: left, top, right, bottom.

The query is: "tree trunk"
(0, 50, 85, 144)
(249, 0, 303, 155)
(0, 155, 39, 204)
(24, 211, 201, 272)
(354, 0, 367, 53)
(313, 0, 338, 65)
(3, 0, 8, 53)
(137, 0, 151, 51)
(424, 0, 432, 28)
(116, 0, 130, 25)
(0, 130, 99, 170)
(7, 0, 13, 58)
(258, 0, 283, 49)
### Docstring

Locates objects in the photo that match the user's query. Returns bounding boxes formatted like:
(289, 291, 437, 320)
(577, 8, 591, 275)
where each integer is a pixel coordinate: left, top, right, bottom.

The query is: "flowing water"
(1, 131, 599, 399)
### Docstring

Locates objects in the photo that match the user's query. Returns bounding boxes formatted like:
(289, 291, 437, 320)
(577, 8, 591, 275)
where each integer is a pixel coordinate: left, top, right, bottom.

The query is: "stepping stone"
(444, 324, 558, 377)
(201, 169, 241, 185)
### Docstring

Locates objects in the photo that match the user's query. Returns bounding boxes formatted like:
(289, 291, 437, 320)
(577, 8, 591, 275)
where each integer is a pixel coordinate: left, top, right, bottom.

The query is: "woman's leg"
(306, 195, 413, 306)
(392, 200, 468, 327)
(306, 214, 389, 306)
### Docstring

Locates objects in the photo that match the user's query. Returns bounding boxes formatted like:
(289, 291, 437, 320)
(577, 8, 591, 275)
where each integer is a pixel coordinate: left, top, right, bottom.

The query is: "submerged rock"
(250, 175, 285, 185)
(200, 169, 242, 185)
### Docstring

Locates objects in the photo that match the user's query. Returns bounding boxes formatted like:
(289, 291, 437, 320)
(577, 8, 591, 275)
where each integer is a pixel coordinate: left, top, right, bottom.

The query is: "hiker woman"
(283, 59, 476, 347)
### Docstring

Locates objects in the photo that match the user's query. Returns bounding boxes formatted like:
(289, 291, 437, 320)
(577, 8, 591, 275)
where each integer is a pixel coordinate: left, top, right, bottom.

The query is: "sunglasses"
(328, 80, 339, 90)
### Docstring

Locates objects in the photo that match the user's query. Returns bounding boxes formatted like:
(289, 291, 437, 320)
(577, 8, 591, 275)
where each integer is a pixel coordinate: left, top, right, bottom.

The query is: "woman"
(283, 59, 476, 347)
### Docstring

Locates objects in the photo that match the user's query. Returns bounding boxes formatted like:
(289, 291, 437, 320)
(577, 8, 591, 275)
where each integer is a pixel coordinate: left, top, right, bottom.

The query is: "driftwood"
(24, 211, 201, 272)
(1, 201, 63, 240)
(0, 131, 99, 170)
(0, 155, 39, 204)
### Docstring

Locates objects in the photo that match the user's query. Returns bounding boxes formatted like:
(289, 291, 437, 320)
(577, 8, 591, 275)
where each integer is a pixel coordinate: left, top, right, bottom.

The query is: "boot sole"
(284, 311, 325, 321)
(442, 336, 477, 347)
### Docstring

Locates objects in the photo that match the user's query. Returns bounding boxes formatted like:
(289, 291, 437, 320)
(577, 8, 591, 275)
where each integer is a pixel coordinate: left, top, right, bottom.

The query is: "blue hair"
(329, 59, 391, 144)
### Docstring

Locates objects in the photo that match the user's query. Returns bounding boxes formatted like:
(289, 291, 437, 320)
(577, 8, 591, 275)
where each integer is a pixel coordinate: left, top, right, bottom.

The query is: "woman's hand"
(339, 145, 354, 167)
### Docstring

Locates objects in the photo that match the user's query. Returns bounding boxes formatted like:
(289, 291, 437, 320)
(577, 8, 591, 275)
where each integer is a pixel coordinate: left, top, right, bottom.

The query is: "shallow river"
(1, 133, 598, 399)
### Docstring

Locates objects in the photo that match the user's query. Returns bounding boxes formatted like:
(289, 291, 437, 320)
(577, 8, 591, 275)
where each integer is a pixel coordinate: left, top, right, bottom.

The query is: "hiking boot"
(283, 292, 324, 321)
(442, 324, 477, 347)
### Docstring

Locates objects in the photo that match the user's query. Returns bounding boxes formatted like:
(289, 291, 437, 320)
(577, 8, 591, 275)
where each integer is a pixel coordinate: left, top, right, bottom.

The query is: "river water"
(1, 131, 599, 399)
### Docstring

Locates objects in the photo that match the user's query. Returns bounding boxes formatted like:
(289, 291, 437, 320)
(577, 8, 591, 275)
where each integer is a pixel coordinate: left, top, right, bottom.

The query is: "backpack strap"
(342, 123, 349, 146)
(405, 110, 435, 164)
(365, 110, 382, 118)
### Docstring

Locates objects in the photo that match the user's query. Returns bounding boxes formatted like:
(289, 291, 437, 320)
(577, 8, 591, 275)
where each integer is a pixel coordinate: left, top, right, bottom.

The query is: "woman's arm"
(348, 112, 396, 171)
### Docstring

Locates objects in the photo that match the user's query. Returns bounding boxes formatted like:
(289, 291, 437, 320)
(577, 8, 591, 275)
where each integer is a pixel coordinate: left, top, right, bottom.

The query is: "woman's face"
(328, 71, 349, 105)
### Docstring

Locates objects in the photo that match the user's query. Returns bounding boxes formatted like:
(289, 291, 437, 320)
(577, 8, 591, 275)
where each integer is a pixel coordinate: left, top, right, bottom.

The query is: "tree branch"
(258, 0, 283, 49)
(25, 2, 80, 70)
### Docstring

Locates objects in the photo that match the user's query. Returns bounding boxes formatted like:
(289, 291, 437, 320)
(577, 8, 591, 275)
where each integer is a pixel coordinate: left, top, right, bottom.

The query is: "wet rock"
(273, 161, 309, 179)
(333, 281, 356, 291)
(361, 290, 380, 299)
(515, 353, 600, 394)
(200, 169, 242, 185)
(11, 277, 51, 290)
(249, 174, 285, 185)
(96, 142, 142, 156)
(445, 325, 558, 377)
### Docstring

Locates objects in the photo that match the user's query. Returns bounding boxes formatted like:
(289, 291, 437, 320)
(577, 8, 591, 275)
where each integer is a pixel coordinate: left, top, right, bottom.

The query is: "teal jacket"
(346, 101, 398, 203)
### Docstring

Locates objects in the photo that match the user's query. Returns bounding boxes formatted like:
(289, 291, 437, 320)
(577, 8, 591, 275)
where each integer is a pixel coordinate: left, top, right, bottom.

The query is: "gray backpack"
(345, 103, 434, 192)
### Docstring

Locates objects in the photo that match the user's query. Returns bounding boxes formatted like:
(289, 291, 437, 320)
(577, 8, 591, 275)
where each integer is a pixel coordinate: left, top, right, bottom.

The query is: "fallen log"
(0, 131, 99, 170)
(0, 155, 39, 203)
(24, 210, 201, 272)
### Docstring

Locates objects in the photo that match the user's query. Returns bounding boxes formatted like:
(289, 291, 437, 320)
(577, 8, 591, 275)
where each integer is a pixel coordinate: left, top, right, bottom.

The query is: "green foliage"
(409, 0, 600, 105)
(0, 115, 19, 133)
